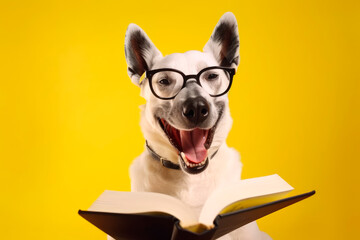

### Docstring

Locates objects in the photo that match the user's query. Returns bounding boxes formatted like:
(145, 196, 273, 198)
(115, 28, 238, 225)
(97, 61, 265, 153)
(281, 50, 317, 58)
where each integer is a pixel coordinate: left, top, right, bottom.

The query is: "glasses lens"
(199, 68, 231, 96)
(151, 70, 183, 99)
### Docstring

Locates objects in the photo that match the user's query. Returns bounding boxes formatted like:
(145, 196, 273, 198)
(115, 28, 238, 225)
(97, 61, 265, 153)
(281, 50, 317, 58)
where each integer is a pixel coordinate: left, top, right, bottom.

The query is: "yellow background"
(1, 0, 359, 239)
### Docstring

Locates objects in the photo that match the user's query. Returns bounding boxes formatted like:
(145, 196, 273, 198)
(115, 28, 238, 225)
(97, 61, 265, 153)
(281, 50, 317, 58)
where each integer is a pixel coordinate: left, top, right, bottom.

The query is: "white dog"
(109, 12, 271, 240)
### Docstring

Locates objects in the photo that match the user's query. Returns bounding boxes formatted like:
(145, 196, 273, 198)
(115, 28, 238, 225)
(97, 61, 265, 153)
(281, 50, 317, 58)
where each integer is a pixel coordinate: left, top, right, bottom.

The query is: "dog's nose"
(182, 97, 209, 124)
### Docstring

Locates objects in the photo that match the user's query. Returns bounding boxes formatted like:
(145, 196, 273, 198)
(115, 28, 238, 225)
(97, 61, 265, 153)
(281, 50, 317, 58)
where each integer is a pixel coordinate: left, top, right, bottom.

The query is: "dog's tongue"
(180, 128, 207, 163)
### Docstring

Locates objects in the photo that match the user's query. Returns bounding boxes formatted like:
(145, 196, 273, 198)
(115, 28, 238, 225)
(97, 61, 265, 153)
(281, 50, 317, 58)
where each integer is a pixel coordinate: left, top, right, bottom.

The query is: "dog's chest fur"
(130, 143, 242, 216)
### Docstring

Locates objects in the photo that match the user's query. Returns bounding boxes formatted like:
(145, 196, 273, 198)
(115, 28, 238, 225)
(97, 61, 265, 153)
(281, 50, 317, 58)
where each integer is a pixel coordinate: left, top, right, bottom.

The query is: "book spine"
(171, 221, 217, 240)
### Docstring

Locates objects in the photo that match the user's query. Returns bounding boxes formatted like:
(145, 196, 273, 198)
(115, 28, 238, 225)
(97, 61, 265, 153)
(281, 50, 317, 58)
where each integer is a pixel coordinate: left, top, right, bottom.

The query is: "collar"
(145, 141, 218, 170)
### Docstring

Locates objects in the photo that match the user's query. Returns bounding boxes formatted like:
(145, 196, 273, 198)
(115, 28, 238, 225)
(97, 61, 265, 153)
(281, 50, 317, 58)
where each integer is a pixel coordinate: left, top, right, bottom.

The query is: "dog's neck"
(130, 141, 242, 212)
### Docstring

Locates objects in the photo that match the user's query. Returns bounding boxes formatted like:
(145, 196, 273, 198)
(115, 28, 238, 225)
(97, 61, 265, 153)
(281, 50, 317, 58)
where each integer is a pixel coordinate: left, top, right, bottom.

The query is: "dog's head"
(125, 12, 239, 174)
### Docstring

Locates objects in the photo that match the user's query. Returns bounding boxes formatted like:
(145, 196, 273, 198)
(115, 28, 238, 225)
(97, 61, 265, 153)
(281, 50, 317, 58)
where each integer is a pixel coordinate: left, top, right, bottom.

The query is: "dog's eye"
(159, 79, 170, 85)
(207, 73, 219, 80)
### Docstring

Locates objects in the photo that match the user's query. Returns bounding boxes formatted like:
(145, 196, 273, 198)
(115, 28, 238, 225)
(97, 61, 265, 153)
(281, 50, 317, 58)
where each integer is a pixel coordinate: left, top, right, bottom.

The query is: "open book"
(79, 174, 315, 240)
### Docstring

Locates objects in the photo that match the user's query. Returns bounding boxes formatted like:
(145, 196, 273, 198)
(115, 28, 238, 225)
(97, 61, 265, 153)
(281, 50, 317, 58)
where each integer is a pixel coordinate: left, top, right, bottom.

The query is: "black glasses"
(145, 66, 235, 100)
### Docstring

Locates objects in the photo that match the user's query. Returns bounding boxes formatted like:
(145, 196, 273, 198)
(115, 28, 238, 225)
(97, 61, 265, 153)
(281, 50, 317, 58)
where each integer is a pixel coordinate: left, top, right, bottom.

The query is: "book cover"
(79, 191, 315, 240)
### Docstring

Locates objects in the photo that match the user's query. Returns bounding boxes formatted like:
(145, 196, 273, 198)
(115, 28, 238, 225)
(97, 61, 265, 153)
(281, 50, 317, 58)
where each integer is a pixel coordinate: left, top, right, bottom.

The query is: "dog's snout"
(182, 97, 209, 124)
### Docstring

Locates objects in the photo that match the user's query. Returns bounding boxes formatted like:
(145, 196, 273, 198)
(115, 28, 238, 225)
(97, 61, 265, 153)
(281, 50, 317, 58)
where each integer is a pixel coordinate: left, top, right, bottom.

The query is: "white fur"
(108, 12, 272, 240)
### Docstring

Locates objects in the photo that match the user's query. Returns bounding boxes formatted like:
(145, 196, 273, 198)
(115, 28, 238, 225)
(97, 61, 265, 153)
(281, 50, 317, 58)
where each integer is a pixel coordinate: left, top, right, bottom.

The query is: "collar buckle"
(159, 157, 166, 167)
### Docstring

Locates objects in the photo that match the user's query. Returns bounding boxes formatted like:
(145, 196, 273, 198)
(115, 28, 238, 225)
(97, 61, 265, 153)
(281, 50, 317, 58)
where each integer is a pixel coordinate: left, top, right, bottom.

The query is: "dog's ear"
(125, 24, 162, 86)
(203, 12, 240, 69)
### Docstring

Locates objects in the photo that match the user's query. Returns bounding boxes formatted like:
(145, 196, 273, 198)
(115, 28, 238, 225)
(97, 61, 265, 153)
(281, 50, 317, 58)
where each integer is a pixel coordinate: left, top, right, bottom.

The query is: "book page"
(88, 190, 198, 227)
(198, 174, 294, 226)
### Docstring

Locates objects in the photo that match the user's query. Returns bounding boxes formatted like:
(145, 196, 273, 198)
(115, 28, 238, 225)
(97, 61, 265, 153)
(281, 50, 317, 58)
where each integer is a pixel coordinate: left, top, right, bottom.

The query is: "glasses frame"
(145, 66, 236, 100)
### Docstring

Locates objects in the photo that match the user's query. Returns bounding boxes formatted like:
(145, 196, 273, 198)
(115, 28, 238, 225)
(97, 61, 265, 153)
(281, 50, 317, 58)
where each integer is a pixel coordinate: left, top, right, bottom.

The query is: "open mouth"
(159, 119, 215, 174)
